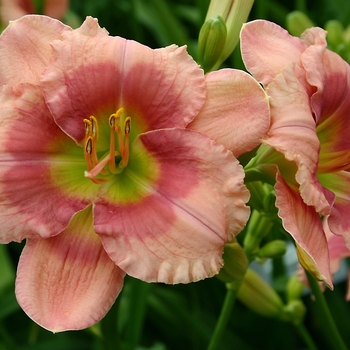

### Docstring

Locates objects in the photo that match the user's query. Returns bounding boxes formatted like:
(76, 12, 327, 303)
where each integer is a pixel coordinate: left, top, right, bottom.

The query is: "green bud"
(202, 0, 254, 71)
(217, 242, 249, 283)
(237, 269, 285, 318)
(243, 210, 273, 259)
(283, 300, 306, 325)
(286, 275, 304, 303)
(262, 190, 277, 215)
(325, 20, 345, 48)
(286, 11, 314, 37)
(257, 240, 287, 259)
(198, 16, 227, 73)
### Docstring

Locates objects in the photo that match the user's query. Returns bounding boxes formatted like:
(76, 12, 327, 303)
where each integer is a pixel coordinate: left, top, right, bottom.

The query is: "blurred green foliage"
(1, 0, 350, 349)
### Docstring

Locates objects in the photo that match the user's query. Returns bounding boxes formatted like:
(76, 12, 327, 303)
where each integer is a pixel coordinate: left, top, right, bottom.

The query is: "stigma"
(83, 107, 131, 184)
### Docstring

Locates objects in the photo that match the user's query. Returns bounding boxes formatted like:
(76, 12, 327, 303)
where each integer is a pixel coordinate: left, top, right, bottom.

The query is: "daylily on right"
(240, 20, 350, 287)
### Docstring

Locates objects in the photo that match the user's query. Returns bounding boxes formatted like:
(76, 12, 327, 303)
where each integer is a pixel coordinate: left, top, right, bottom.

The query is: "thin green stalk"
(207, 281, 242, 350)
(295, 323, 318, 350)
(306, 272, 348, 350)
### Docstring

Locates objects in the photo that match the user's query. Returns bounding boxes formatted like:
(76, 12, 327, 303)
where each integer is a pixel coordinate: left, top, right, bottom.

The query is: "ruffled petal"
(264, 64, 334, 215)
(0, 84, 89, 243)
(188, 69, 270, 157)
(319, 172, 350, 248)
(240, 20, 306, 86)
(323, 217, 350, 273)
(304, 49, 350, 155)
(0, 15, 71, 86)
(15, 206, 125, 332)
(41, 17, 206, 144)
(275, 171, 332, 288)
(95, 129, 250, 284)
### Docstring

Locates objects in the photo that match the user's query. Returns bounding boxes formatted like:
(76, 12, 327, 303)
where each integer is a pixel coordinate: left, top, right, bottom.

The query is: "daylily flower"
(0, 0, 68, 24)
(0, 15, 268, 332)
(241, 19, 350, 287)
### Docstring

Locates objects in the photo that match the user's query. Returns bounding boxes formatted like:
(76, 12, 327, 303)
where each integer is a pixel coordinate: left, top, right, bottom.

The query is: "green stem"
(295, 323, 318, 350)
(207, 281, 242, 350)
(306, 272, 348, 350)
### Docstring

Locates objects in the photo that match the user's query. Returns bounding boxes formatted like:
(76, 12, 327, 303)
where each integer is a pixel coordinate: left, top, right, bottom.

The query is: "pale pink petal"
(240, 20, 306, 86)
(15, 207, 125, 332)
(96, 129, 250, 284)
(0, 84, 89, 243)
(0, 15, 71, 86)
(187, 69, 270, 157)
(264, 64, 334, 215)
(41, 17, 206, 144)
(275, 171, 332, 288)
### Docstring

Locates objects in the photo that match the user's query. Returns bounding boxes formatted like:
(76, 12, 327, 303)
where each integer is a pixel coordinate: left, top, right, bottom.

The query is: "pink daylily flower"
(0, 0, 68, 24)
(241, 19, 350, 287)
(0, 15, 268, 332)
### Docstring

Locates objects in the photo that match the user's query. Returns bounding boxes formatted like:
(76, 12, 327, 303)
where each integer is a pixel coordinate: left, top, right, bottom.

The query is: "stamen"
(90, 116, 99, 140)
(84, 119, 92, 136)
(84, 136, 93, 171)
(120, 117, 131, 168)
(108, 114, 118, 173)
(83, 107, 131, 183)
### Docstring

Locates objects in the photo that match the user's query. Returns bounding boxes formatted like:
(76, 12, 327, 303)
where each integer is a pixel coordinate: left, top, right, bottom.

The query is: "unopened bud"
(237, 269, 284, 318)
(201, 0, 254, 71)
(325, 20, 345, 48)
(286, 275, 304, 303)
(217, 242, 248, 283)
(198, 16, 227, 73)
(257, 240, 287, 259)
(283, 300, 306, 325)
(286, 11, 314, 37)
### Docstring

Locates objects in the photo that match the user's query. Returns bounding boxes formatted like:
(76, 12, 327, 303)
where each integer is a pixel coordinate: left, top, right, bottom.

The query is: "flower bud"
(237, 269, 284, 318)
(283, 300, 306, 325)
(286, 275, 304, 303)
(198, 16, 227, 73)
(217, 242, 248, 283)
(325, 20, 344, 48)
(286, 11, 314, 37)
(257, 240, 287, 259)
(201, 0, 254, 71)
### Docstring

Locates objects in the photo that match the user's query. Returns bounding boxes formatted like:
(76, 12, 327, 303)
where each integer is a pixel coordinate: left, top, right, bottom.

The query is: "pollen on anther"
(85, 137, 93, 154)
(124, 117, 131, 134)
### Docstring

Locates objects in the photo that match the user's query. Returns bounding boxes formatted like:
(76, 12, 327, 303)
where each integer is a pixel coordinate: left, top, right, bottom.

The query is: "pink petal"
(188, 69, 270, 157)
(240, 20, 306, 86)
(304, 49, 350, 152)
(320, 172, 350, 248)
(275, 171, 332, 288)
(95, 129, 250, 284)
(15, 206, 125, 332)
(323, 218, 350, 274)
(41, 17, 206, 144)
(264, 64, 334, 215)
(0, 84, 88, 243)
(0, 15, 71, 86)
